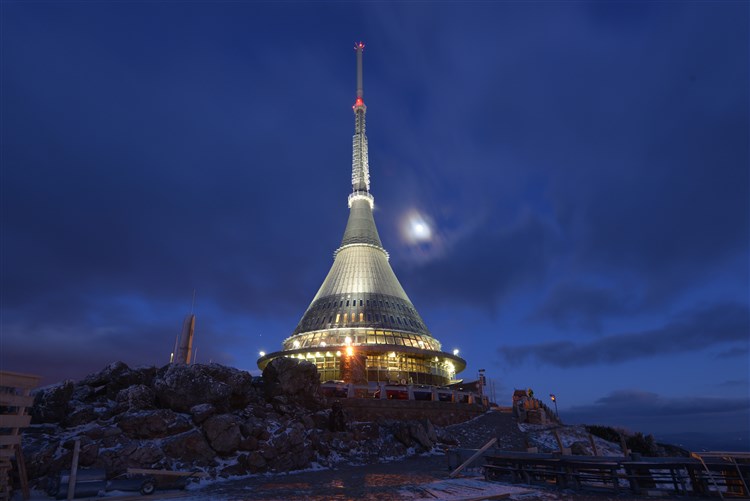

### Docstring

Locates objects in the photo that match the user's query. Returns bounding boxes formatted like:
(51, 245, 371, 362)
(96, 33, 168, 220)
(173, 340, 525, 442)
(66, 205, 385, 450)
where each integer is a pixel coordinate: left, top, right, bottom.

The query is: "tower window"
(360, 300, 363, 306)
(360, 313, 364, 322)
(346, 300, 350, 307)
(343, 313, 348, 322)
(367, 313, 372, 321)
(335, 314, 340, 323)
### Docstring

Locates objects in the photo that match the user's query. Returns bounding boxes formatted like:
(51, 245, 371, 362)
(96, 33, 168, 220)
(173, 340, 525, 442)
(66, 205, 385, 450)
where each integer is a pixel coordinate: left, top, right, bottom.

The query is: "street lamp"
(549, 393, 558, 417)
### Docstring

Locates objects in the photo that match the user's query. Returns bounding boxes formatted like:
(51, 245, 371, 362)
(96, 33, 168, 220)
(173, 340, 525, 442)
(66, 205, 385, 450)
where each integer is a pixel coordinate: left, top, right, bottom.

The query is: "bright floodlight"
(346, 346, 354, 356)
(259, 351, 266, 357)
(453, 349, 459, 356)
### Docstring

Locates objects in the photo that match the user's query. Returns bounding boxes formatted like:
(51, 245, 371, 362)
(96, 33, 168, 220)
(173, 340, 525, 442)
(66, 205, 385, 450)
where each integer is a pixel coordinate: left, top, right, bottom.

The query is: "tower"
(257, 43, 465, 385)
(173, 313, 195, 364)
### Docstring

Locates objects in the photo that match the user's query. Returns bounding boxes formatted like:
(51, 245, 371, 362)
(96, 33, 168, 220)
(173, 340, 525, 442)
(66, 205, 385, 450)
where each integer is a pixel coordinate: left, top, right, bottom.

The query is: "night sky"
(2, 3, 748, 450)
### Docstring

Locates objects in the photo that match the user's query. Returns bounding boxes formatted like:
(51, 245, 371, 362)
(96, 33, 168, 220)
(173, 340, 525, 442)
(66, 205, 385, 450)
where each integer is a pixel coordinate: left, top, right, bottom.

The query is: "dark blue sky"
(2, 2, 748, 448)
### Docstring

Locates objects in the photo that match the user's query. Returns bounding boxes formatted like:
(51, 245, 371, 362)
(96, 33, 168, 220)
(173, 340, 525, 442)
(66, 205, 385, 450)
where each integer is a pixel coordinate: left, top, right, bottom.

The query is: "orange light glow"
(346, 346, 354, 356)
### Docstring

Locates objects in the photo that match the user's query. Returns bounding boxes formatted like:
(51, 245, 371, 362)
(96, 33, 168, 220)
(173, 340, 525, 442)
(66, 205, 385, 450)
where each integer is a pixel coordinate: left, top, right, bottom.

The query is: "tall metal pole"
(355, 41, 364, 98)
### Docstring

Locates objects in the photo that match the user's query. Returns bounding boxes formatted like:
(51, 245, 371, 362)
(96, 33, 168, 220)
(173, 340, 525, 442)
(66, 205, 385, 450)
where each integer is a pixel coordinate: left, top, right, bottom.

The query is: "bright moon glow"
(402, 210, 433, 244)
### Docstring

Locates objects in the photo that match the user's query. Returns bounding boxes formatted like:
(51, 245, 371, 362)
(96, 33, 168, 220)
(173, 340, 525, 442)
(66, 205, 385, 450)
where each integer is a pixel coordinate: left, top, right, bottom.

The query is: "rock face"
(24, 361, 453, 487)
(152, 364, 255, 413)
(262, 358, 321, 407)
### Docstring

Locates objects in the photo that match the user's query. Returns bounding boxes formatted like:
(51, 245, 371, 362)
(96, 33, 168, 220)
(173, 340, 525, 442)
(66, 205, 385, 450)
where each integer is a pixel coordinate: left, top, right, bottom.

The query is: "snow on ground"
(521, 423, 624, 456)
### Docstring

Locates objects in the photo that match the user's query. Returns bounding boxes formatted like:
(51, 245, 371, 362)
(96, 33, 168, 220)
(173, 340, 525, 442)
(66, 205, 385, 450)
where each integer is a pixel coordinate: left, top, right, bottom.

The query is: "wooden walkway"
(483, 451, 750, 498)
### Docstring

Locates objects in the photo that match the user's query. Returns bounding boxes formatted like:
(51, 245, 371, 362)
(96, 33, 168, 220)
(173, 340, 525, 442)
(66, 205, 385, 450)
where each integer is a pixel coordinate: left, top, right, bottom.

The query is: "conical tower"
(257, 43, 465, 385)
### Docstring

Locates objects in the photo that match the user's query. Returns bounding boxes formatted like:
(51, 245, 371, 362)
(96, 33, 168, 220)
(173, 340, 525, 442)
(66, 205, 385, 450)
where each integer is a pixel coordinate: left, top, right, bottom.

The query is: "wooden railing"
(483, 451, 750, 498)
(0, 371, 40, 501)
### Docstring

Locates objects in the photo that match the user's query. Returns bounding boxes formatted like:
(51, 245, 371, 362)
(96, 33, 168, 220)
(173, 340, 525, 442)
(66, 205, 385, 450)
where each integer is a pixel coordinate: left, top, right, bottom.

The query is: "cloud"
(499, 301, 749, 367)
(530, 282, 637, 332)
(717, 379, 749, 389)
(396, 212, 559, 310)
(716, 346, 749, 359)
(563, 389, 750, 436)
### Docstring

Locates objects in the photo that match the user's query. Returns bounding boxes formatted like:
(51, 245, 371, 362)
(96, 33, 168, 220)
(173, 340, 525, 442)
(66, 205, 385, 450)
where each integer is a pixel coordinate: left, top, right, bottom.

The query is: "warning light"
(353, 97, 364, 108)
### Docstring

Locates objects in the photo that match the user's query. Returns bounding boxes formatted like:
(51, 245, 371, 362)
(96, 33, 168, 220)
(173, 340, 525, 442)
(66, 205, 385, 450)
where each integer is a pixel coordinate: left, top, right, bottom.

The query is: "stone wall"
(339, 399, 486, 426)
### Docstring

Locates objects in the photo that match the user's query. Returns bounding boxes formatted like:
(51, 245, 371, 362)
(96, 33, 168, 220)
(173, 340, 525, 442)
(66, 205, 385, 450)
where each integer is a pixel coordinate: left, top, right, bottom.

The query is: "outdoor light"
(293, 340, 300, 349)
(259, 351, 266, 357)
(388, 352, 396, 358)
(346, 346, 354, 356)
(345, 336, 352, 345)
(336, 351, 342, 357)
(453, 349, 459, 356)
(320, 342, 326, 347)
(550, 393, 559, 418)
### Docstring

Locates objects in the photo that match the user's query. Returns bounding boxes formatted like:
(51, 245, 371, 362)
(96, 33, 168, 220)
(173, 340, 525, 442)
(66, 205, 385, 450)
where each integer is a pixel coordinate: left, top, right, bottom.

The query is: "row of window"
(283, 352, 455, 381)
(304, 312, 421, 330)
(283, 329, 442, 351)
(312, 297, 416, 315)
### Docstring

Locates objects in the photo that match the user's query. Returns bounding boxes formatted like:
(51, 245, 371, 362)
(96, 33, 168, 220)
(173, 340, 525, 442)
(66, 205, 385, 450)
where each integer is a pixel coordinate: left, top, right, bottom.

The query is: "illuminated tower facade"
(257, 43, 465, 385)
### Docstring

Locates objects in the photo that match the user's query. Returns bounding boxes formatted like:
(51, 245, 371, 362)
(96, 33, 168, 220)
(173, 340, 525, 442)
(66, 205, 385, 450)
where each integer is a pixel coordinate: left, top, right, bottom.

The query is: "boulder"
(190, 403, 216, 424)
(32, 380, 74, 424)
(423, 419, 438, 443)
(153, 364, 254, 413)
(408, 421, 433, 449)
(125, 443, 166, 468)
(202, 414, 242, 454)
(116, 409, 192, 439)
(63, 405, 98, 427)
(162, 429, 215, 465)
(262, 358, 320, 407)
(116, 384, 156, 411)
(393, 422, 413, 447)
(239, 436, 258, 451)
(245, 451, 266, 472)
(79, 362, 156, 399)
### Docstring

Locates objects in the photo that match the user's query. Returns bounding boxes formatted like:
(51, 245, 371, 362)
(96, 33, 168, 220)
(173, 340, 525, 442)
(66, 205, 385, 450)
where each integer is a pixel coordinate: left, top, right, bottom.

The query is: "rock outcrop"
(24, 359, 449, 488)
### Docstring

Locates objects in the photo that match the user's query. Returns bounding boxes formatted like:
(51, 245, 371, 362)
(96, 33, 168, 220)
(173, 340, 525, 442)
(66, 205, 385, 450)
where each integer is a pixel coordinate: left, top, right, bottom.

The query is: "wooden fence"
(483, 451, 750, 498)
(0, 371, 40, 501)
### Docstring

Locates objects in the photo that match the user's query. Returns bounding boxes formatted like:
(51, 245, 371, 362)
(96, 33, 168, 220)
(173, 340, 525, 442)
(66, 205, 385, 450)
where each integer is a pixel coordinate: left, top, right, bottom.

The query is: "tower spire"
(356, 41, 364, 99)
(350, 41, 372, 206)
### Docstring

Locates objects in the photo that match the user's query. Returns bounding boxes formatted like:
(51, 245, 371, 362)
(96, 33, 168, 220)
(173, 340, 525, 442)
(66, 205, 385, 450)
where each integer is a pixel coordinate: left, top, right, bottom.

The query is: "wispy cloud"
(499, 302, 749, 367)
(563, 389, 750, 436)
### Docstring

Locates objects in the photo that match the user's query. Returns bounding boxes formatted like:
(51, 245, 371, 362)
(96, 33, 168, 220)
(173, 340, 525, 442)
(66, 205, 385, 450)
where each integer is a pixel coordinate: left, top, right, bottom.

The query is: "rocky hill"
(23, 359, 458, 489)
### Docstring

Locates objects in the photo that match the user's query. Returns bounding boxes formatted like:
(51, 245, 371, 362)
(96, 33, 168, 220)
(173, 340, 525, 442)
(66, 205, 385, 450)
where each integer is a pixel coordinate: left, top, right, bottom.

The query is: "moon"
(402, 211, 433, 243)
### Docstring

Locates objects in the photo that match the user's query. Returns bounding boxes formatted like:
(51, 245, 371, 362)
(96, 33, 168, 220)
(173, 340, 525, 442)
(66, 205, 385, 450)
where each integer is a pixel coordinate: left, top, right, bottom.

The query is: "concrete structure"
(173, 313, 195, 364)
(257, 43, 466, 386)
